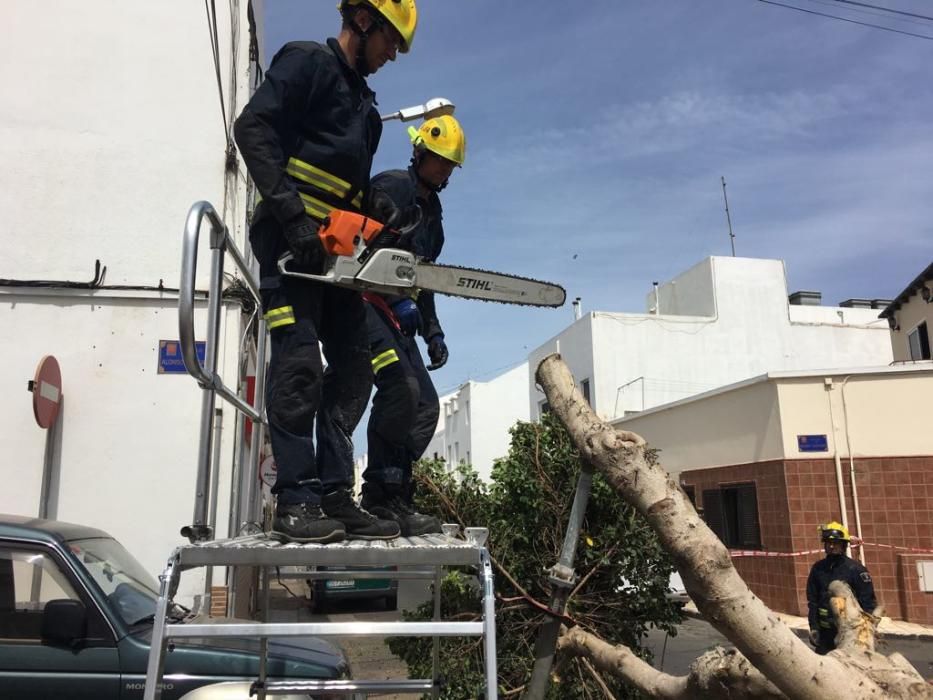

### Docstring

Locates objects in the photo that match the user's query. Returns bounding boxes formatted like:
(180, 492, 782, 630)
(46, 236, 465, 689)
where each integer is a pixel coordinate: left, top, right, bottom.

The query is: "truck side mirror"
(41, 599, 87, 647)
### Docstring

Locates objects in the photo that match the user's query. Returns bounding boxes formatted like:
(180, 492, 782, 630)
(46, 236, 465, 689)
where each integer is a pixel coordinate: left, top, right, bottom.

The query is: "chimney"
(788, 290, 821, 306)
(838, 298, 872, 309)
(572, 297, 582, 321)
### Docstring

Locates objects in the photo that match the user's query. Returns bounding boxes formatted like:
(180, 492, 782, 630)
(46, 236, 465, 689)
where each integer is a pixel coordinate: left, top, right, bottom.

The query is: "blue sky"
(261, 0, 932, 403)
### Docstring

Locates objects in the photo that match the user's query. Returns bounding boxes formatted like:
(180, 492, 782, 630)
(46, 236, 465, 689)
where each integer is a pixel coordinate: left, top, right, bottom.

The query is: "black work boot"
(272, 502, 346, 544)
(361, 484, 442, 537)
(321, 489, 400, 540)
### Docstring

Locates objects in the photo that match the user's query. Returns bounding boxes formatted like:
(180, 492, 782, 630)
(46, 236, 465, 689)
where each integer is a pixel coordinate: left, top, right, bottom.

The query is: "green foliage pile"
(388, 412, 682, 698)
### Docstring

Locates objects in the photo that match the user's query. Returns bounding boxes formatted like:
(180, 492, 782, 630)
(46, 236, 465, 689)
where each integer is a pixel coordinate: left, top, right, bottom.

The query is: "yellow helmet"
(340, 0, 417, 53)
(407, 115, 466, 166)
(820, 521, 850, 542)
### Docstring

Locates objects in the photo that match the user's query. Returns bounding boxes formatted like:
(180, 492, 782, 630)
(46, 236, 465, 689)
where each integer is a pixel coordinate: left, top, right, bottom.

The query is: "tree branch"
(558, 626, 691, 699)
(421, 472, 574, 625)
(535, 354, 890, 700)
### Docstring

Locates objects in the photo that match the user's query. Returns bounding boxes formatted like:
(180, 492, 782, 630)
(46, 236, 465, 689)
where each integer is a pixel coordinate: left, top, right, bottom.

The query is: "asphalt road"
(643, 616, 933, 681)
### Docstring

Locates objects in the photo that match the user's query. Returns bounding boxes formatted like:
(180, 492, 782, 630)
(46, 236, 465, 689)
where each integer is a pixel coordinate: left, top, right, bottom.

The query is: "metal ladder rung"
(166, 620, 484, 638)
(254, 678, 435, 694)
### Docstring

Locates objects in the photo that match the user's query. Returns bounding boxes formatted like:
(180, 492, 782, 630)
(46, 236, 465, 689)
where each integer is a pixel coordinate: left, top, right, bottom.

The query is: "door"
(0, 542, 121, 698)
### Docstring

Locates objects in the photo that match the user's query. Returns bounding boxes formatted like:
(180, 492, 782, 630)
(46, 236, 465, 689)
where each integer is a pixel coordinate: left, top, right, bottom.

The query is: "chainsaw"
(277, 209, 565, 308)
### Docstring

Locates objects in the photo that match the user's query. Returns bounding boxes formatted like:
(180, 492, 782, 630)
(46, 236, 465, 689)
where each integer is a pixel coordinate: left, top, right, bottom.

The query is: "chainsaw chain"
(417, 262, 566, 308)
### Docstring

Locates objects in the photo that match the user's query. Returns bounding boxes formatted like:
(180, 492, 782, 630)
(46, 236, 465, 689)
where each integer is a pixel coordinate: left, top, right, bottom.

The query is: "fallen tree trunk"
(536, 354, 930, 700)
(558, 628, 784, 699)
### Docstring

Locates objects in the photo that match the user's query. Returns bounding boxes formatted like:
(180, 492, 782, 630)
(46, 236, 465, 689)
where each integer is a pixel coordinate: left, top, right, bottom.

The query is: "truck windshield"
(69, 537, 160, 626)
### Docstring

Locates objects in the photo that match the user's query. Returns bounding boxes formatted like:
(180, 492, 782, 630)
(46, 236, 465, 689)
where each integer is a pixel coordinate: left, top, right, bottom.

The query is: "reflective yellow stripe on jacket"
(288, 158, 364, 215)
(264, 305, 295, 330)
(372, 348, 399, 374)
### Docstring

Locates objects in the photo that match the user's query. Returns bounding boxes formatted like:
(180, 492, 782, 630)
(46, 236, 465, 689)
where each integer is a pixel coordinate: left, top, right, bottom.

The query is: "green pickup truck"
(0, 514, 348, 699)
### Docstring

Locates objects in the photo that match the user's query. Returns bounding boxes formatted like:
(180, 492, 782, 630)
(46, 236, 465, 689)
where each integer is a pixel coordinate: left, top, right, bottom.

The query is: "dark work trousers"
(262, 274, 372, 506)
(814, 628, 836, 655)
(363, 303, 440, 490)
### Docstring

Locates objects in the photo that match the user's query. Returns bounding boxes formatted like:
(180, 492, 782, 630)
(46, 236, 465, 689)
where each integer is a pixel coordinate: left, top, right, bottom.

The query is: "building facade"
(424, 256, 895, 480)
(0, 2, 264, 601)
(879, 262, 933, 363)
(529, 256, 893, 421)
(424, 363, 530, 483)
(615, 365, 933, 623)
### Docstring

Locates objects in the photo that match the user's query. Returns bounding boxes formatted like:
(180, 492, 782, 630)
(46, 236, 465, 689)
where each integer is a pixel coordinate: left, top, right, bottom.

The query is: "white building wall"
(423, 390, 454, 464)
(423, 363, 531, 482)
(465, 363, 530, 482)
(528, 316, 596, 414)
(533, 257, 892, 420)
(0, 1, 261, 602)
(613, 363, 933, 474)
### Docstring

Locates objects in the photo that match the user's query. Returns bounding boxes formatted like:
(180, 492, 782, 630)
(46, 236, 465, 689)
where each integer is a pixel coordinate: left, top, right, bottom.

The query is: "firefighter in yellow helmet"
(231, 0, 419, 543)
(359, 115, 467, 535)
(805, 521, 877, 654)
(339, 0, 418, 76)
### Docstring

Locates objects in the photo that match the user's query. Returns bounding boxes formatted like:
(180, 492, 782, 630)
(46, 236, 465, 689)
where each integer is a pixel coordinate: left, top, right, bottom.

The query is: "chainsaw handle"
(363, 205, 423, 253)
(277, 252, 336, 284)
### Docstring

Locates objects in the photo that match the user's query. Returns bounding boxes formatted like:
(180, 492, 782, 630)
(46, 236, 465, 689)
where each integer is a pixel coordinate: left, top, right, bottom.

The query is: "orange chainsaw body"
(318, 210, 384, 256)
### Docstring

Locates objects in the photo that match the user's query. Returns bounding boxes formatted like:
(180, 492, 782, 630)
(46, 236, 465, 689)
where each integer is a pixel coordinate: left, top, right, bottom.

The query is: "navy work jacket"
(234, 38, 382, 233)
(369, 166, 445, 340)
(806, 554, 877, 631)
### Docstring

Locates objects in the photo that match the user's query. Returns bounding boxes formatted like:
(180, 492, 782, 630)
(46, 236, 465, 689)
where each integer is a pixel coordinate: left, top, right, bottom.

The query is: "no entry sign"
(31, 355, 62, 429)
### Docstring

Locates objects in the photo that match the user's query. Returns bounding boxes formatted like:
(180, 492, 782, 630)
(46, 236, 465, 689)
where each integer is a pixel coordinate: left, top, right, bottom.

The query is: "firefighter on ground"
(359, 115, 466, 535)
(232, 0, 418, 543)
(806, 521, 877, 654)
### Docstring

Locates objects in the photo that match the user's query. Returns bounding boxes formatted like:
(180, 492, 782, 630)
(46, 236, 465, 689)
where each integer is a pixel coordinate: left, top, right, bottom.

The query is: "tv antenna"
(721, 176, 736, 256)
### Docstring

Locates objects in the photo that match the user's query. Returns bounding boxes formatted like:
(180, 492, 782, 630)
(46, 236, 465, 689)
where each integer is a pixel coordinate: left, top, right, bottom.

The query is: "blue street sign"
(158, 340, 205, 374)
(797, 434, 828, 452)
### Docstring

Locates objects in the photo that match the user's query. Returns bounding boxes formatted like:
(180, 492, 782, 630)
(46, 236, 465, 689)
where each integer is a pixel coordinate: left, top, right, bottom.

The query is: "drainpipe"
(841, 376, 866, 566)
(824, 378, 849, 532)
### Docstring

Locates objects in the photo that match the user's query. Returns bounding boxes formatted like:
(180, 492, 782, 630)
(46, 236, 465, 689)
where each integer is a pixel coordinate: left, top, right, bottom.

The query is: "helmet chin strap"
(346, 10, 379, 76)
(411, 152, 448, 193)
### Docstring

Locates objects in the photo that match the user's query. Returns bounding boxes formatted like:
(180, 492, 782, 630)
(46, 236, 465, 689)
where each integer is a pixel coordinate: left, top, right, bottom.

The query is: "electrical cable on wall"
(0, 260, 256, 315)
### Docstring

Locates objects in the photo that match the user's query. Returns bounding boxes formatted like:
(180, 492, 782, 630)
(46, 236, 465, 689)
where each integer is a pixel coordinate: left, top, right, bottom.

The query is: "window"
(908, 321, 931, 361)
(466, 450, 471, 465)
(446, 445, 452, 468)
(681, 484, 697, 507)
(538, 399, 550, 417)
(580, 379, 591, 406)
(0, 547, 107, 642)
(702, 483, 762, 549)
(465, 400, 470, 426)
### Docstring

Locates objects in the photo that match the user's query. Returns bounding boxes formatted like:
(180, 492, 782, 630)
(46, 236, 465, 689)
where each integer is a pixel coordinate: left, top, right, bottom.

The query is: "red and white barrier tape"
(852, 539, 933, 555)
(730, 549, 821, 558)
(729, 541, 933, 558)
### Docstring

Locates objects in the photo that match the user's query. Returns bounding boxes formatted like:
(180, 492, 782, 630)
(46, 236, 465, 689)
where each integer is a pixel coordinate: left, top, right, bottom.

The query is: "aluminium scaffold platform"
(142, 532, 498, 699)
(152, 202, 498, 698)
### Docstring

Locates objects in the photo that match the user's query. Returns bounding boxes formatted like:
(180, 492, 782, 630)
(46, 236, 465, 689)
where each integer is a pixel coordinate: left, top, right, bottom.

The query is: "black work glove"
(426, 334, 448, 371)
(282, 215, 325, 270)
